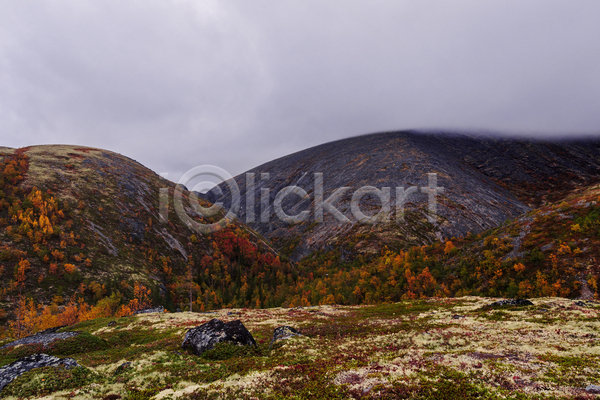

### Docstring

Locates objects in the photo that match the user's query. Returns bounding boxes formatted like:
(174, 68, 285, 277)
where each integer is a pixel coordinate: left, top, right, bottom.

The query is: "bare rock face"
(182, 319, 257, 356)
(0, 327, 79, 350)
(270, 326, 301, 349)
(212, 131, 600, 260)
(0, 354, 80, 392)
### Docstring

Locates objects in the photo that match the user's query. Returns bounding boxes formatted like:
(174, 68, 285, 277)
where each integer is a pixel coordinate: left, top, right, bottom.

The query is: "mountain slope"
(0, 145, 287, 327)
(249, 182, 600, 308)
(213, 131, 600, 261)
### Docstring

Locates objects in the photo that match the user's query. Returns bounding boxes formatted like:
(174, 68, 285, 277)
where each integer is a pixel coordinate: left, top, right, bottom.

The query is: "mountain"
(0, 145, 287, 326)
(212, 131, 600, 261)
(3, 133, 600, 331)
(279, 181, 600, 306)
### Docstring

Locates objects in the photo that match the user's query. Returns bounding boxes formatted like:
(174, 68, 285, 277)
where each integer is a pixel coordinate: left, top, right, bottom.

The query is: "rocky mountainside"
(212, 131, 600, 261)
(0, 145, 284, 324)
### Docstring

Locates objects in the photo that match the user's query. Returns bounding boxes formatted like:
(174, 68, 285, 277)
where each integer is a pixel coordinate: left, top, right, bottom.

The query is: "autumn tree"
(444, 240, 456, 255)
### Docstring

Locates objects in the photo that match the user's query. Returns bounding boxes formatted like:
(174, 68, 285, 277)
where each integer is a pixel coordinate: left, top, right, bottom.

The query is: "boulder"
(488, 299, 533, 307)
(0, 354, 80, 391)
(182, 319, 256, 355)
(586, 384, 600, 394)
(134, 306, 165, 315)
(270, 326, 302, 349)
(0, 329, 79, 350)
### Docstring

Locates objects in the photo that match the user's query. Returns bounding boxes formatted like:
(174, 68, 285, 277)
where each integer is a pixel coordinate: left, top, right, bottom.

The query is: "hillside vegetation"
(0, 146, 289, 338)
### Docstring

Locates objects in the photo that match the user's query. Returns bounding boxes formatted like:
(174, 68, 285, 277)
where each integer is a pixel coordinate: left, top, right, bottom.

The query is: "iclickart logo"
(159, 166, 444, 235)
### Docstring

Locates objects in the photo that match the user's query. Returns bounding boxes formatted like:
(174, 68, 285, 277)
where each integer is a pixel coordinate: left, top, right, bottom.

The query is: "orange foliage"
(513, 263, 526, 273)
(15, 259, 30, 287)
(557, 244, 571, 255)
(444, 240, 456, 255)
(64, 263, 77, 274)
(52, 249, 65, 261)
(49, 263, 58, 275)
(404, 267, 437, 299)
(128, 282, 152, 313)
(7, 293, 129, 338)
(9, 297, 39, 338)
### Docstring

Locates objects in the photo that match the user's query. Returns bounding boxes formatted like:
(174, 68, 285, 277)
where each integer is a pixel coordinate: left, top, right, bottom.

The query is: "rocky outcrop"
(0, 354, 80, 391)
(574, 300, 595, 307)
(0, 328, 79, 350)
(134, 306, 165, 314)
(270, 326, 302, 349)
(488, 299, 534, 308)
(182, 319, 256, 356)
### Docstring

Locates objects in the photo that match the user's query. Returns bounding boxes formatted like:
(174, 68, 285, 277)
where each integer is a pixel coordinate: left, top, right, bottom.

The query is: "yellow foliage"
(39, 214, 53, 235)
(557, 244, 571, 255)
(518, 280, 533, 297)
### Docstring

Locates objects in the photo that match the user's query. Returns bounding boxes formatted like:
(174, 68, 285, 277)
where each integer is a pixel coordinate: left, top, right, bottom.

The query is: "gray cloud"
(1, 0, 600, 182)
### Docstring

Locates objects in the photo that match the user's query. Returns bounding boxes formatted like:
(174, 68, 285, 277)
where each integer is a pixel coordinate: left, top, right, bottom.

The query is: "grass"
(1, 297, 599, 399)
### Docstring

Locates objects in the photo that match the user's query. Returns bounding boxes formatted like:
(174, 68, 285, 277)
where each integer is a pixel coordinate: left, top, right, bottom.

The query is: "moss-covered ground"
(1, 297, 599, 399)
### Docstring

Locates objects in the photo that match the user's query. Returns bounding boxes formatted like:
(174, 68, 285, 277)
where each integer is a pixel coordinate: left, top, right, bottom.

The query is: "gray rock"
(270, 326, 302, 349)
(586, 384, 600, 394)
(0, 329, 79, 350)
(540, 243, 554, 252)
(0, 354, 80, 391)
(182, 319, 256, 356)
(134, 306, 165, 315)
(488, 299, 534, 308)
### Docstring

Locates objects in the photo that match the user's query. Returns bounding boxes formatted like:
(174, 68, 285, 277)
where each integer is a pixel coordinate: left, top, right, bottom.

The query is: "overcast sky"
(1, 0, 600, 184)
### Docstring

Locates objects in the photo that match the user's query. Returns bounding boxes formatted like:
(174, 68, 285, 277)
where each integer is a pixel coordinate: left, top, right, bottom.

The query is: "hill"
(0, 145, 288, 332)
(211, 131, 600, 261)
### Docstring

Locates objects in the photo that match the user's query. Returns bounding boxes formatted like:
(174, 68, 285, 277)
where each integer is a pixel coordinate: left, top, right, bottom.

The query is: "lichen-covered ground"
(0, 297, 599, 399)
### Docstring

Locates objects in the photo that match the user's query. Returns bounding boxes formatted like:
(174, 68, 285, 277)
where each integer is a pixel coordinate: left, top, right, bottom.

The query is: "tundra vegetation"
(0, 298, 599, 399)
